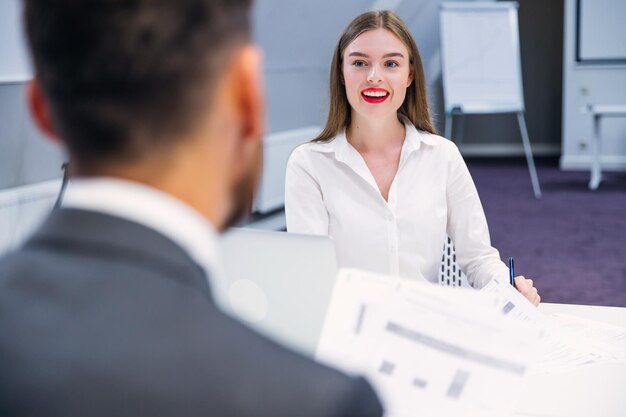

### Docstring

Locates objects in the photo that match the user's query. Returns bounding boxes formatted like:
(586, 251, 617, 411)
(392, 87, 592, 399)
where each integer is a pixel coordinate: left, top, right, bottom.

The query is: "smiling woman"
(284, 10, 541, 306)
(343, 29, 413, 121)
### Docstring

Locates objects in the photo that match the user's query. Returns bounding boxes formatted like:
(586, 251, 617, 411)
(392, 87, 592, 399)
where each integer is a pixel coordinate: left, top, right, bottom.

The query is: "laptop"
(214, 227, 338, 357)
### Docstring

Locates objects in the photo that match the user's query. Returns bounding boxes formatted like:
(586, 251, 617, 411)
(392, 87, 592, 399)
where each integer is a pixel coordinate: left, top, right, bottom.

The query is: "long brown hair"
(312, 10, 435, 142)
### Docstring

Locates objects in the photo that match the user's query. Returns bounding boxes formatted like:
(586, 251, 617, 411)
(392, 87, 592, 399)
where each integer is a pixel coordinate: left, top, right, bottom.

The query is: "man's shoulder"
(0, 240, 59, 292)
(0, 208, 211, 323)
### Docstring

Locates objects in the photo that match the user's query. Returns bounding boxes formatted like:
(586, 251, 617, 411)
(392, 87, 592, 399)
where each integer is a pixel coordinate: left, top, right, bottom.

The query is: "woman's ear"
(406, 69, 414, 87)
(27, 79, 62, 143)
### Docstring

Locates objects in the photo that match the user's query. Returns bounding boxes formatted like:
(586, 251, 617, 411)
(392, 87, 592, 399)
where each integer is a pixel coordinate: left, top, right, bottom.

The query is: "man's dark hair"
(24, 0, 252, 167)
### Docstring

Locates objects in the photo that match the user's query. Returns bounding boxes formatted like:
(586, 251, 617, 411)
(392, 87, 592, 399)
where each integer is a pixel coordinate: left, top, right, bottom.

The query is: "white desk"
(538, 302, 626, 327)
(584, 105, 626, 190)
(513, 302, 626, 417)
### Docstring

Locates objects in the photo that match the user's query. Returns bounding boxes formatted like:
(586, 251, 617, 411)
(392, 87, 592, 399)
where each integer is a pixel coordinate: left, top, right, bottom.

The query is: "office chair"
(438, 236, 470, 288)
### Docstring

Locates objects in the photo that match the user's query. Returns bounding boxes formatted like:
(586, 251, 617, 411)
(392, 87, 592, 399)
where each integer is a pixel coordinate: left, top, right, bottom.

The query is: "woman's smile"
(361, 88, 390, 104)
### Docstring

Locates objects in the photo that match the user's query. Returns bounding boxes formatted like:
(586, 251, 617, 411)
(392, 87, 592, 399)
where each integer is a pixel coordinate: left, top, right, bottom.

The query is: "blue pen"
(508, 257, 515, 287)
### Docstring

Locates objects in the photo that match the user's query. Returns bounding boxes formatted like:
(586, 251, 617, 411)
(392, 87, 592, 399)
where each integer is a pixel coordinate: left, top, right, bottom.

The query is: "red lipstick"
(361, 88, 390, 104)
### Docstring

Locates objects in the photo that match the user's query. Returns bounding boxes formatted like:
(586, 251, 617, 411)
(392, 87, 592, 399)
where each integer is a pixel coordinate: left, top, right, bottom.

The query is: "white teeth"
(363, 91, 388, 97)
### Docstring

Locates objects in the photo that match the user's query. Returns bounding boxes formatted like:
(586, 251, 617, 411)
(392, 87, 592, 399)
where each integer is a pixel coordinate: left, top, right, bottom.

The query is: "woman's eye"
(385, 61, 399, 68)
(352, 60, 366, 67)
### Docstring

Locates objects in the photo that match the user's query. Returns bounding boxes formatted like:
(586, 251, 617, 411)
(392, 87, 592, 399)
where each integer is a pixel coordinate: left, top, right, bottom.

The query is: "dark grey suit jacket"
(0, 209, 382, 417)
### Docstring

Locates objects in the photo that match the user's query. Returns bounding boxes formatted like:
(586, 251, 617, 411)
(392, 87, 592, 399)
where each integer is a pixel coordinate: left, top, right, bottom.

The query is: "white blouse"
(284, 121, 509, 288)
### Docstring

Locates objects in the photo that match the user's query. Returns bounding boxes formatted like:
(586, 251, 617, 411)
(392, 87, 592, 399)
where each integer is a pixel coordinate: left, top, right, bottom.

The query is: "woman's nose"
(367, 65, 382, 83)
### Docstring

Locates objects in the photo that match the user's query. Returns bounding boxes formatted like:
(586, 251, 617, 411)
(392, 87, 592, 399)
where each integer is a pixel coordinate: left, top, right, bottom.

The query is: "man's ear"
(231, 45, 264, 145)
(27, 79, 61, 142)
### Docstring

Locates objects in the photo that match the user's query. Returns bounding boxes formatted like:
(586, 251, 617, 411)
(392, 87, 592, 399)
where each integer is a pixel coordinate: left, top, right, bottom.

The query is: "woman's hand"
(514, 276, 541, 306)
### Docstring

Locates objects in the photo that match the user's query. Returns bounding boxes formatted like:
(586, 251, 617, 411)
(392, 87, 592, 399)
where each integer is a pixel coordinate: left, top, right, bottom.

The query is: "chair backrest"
(438, 236, 470, 288)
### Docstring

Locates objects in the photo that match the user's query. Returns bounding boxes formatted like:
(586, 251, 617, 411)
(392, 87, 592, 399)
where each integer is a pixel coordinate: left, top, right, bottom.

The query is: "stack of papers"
(480, 276, 626, 374)
(316, 269, 626, 417)
(316, 269, 545, 417)
(534, 313, 626, 373)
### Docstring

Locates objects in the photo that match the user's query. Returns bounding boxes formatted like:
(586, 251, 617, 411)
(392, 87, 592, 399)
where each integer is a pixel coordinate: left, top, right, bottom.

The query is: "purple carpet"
(467, 158, 626, 307)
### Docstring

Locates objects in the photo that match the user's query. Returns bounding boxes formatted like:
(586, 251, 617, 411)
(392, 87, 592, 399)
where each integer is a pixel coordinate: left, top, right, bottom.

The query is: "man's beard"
(221, 143, 263, 231)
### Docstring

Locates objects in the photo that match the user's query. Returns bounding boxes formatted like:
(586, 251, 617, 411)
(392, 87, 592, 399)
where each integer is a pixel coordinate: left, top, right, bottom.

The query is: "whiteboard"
(439, 2, 524, 113)
(0, 0, 33, 83)
(578, 0, 626, 62)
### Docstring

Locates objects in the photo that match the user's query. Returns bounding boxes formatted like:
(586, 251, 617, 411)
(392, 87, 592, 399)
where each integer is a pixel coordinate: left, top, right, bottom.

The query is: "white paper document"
(548, 313, 626, 362)
(316, 269, 545, 417)
(531, 312, 626, 373)
(481, 277, 626, 374)
(480, 276, 545, 324)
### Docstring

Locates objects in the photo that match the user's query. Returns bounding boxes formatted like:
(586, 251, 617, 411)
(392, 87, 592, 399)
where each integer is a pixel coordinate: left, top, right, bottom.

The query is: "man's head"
(24, 0, 264, 230)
